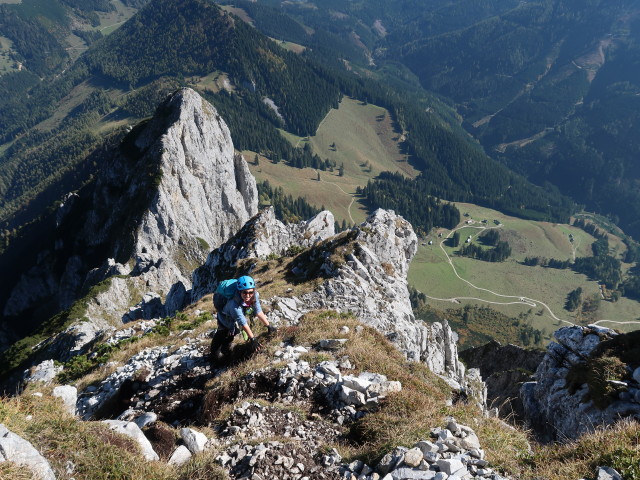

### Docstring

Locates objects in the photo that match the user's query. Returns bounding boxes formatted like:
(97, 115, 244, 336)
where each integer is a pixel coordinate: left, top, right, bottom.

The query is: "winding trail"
(324, 181, 355, 224)
(423, 222, 640, 330)
(425, 224, 574, 326)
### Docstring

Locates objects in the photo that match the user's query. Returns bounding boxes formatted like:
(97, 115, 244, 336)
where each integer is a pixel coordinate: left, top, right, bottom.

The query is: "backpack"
(213, 279, 237, 312)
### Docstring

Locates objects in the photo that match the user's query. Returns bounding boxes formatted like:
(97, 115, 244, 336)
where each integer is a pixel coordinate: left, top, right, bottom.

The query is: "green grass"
(409, 202, 640, 341)
(96, 0, 138, 35)
(270, 38, 306, 54)
(247, 96, 418, 226)
(0, 36, 18, 75)
(191, 71, 234, 94)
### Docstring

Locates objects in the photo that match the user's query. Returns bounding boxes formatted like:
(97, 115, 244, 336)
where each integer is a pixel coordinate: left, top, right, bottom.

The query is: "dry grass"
(523, 419, 640, 480)
(0, 462, 34, 479)
(0, 385, 173, 480)
(174, 451, 229, 480)
(285, 311, 453, 462)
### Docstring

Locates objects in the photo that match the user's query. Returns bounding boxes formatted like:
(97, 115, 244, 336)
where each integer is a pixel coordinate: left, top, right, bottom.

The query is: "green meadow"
(0, 37, 18, 75)
(409, 203, 640, 339)
(248, 96, 418, 226)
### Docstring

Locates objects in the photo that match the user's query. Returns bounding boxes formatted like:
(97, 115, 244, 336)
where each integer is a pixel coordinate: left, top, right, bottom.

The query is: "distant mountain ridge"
(0, 0, 576, 244)
(232, 0, 640, 237)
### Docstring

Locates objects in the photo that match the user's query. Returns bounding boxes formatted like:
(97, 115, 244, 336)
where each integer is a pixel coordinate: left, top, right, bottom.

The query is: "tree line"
(458, 240, 512, 263)
(357, 172, 461, 236)
(257, 180, 322, 224)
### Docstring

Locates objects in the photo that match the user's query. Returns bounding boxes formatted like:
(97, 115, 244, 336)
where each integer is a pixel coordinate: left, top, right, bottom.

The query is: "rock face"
(460, 341, 545, 421)
(191, 206, 336, 299)
(521, 325, 640, 442)
(192, 207, 470, 390)
(0, 424, 56, 480)
(2, 88, 257, 352)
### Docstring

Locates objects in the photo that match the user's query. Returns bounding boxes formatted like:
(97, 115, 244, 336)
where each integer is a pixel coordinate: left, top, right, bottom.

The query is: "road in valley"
(424, 222, 640, 329)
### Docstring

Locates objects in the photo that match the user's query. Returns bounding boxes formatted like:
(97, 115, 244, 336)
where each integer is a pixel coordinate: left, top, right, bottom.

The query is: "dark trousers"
(210, 327, 234, 367)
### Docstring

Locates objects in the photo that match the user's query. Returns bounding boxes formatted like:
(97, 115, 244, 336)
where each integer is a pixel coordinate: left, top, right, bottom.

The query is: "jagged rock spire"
(3, 88, 257, 357)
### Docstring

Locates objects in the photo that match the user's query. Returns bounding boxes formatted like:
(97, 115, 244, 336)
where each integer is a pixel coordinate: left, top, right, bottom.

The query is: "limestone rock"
(23, 360, 63, 385)
(521, 325, 640, 442)
(102, 420, 159, 461)
(0, 424, 56, 480)
(596, 466, 624, 480)
(168, 445, 192, 466)
(53, 385, 77, 416)
(269, 210, 469, 390)
(3, 88, 257, 344)
(180, 427, 208, 454)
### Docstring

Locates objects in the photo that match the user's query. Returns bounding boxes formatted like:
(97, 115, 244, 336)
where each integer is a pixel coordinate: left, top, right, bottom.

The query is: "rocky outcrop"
(0, 424, 56, 480)
(2, 88, 257, 339)
(191, 206, 335, 299)
(521, 325, 640, 442)
(192, 207, 471, 392)
(460, 341, 545, 421)
(274, 209, 469, 389)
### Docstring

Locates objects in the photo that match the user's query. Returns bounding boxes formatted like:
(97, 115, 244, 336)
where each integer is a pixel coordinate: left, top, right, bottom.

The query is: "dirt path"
(425, 223, 573, 326)
(425, 222, 640, 329)
(325, 181, 355, 224)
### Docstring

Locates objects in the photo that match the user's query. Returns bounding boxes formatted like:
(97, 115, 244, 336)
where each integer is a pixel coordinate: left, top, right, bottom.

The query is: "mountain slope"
(0, 85, 637, 478)
(0, 0, 340, 231)
(233, 0, 640, 238)
(0, 88, 257, 348)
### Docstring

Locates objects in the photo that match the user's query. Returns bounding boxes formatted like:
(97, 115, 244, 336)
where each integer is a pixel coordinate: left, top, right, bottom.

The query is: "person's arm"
(241, 322, 257, 341)
(256, 311, 270, 327)
(252, 292, 271, 327)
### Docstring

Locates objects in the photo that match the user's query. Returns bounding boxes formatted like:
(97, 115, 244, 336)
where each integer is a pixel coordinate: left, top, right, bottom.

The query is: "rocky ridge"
(192, 206, 476, 394)
(2, 88, 257, 349)
(15, 326, 509, 480)
(521, 325, 640, 442)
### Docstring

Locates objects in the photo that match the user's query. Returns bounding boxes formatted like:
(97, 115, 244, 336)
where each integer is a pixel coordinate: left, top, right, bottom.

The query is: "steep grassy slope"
(1, 304, 638, 479)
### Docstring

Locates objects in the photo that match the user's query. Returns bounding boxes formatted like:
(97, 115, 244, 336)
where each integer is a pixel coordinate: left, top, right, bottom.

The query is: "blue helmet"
(237, 275, 255, 291)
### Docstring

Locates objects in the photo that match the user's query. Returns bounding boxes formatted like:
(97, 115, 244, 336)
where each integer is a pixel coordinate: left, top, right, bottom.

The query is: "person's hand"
(250, 337, 262, 352)
(267, 325, 277, 336)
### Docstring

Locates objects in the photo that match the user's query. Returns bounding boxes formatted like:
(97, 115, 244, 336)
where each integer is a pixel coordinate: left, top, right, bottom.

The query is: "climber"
(210, 275, 276, 367)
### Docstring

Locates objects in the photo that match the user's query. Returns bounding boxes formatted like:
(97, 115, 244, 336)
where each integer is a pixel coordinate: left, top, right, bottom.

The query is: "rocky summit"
(1, 88, 257, 350)
(0, 89, 636, 480)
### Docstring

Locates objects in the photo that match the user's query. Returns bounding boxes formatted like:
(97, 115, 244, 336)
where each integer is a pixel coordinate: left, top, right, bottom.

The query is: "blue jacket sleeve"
(253, 291, 263, 314)
(223, 296, 248, 327)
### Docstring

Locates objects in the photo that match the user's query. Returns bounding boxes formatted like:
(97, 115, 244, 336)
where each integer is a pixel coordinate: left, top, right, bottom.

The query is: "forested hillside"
(230, 0, 640, 238)
(0, 0, 342, 233)
(0, 0, 580, 249)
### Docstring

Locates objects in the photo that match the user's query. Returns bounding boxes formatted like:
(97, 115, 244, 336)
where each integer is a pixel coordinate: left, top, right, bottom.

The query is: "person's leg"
(210, 328, 233, 367)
